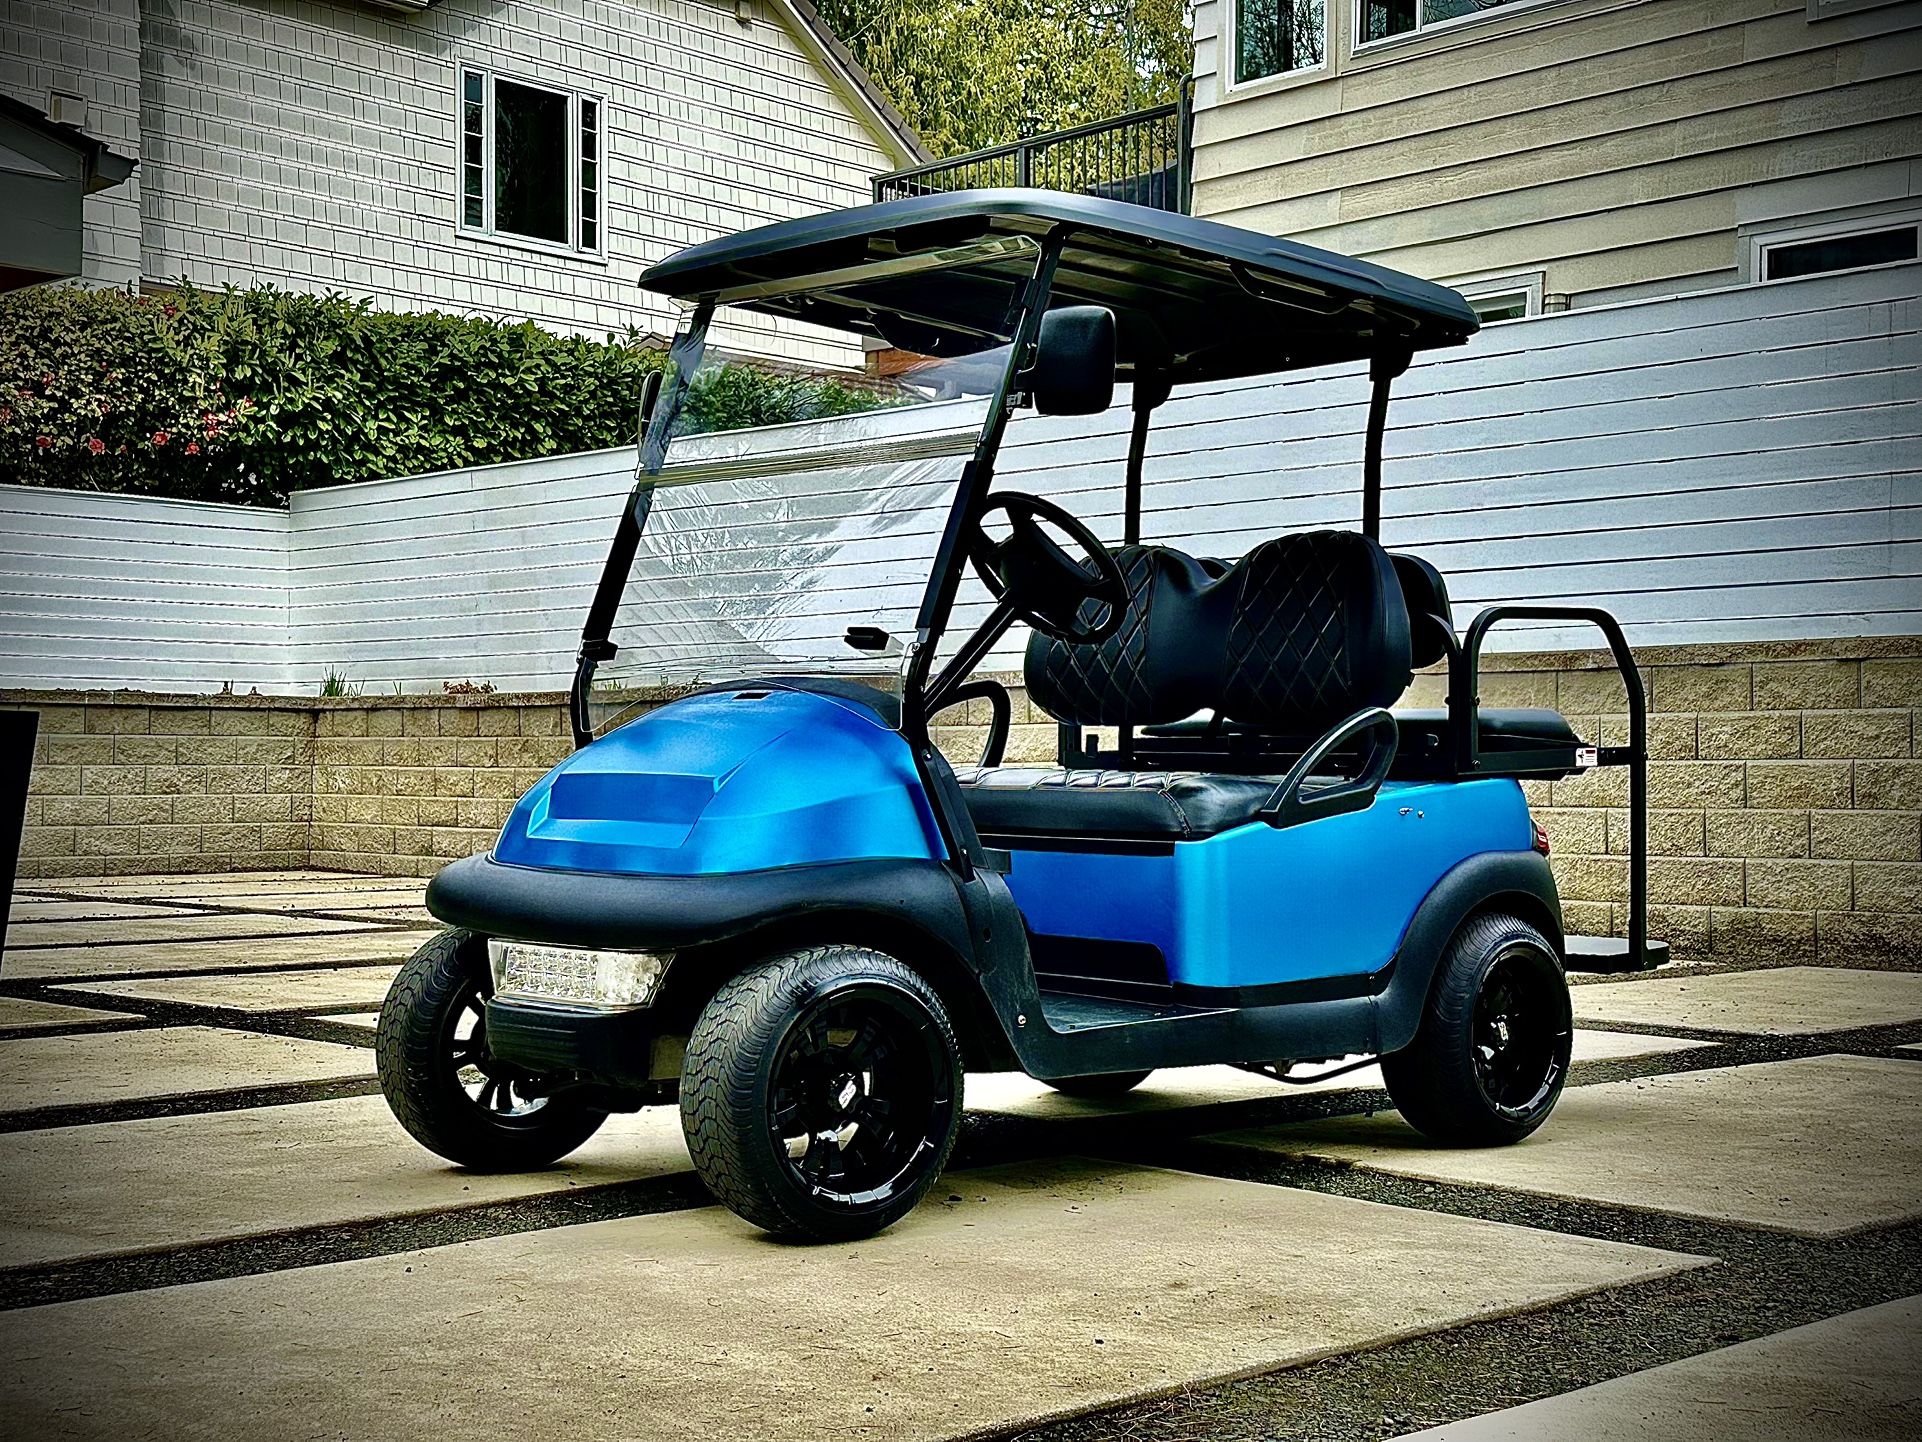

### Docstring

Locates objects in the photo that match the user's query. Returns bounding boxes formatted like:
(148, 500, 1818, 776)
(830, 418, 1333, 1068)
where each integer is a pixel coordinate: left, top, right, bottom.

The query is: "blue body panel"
(1004, 778, 1532, 989)
(493, 688, 944, 875)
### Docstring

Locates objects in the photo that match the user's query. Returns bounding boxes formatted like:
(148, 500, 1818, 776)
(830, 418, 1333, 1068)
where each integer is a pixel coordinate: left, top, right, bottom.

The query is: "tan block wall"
(309, 700, 573, 876)
(8, 636, 1920, 965)
(4, 697, 315, 878)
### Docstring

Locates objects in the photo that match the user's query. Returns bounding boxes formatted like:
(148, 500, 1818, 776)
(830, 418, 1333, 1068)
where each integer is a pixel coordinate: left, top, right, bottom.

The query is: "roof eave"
(774, 0, 933, 166)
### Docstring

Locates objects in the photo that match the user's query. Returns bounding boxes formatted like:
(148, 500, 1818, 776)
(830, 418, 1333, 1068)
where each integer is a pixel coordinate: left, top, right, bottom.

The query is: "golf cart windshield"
(582, 261, 1025, 737)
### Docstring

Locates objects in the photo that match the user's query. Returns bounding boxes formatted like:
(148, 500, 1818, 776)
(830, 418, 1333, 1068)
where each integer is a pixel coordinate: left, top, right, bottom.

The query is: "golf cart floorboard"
(1036, 988, 1224, 1033)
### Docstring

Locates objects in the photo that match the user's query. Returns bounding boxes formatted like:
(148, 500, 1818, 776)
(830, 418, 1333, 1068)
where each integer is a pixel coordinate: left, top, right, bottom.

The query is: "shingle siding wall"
(0, 0, 144, 286)
(0, 0, 893, 363)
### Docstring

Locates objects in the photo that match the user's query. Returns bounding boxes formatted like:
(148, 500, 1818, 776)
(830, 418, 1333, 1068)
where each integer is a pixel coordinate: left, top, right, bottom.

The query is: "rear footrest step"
(1565, 935, 1670, 973)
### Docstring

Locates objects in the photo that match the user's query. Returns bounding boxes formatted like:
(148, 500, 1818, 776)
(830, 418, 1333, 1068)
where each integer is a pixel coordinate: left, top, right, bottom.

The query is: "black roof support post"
(1361, 348, 1413, 542)
(1123, 371, 1172, 546)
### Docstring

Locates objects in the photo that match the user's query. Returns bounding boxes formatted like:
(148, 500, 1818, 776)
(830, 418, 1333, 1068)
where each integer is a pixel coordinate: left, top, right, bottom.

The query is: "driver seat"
(954, 531, 1413, 842)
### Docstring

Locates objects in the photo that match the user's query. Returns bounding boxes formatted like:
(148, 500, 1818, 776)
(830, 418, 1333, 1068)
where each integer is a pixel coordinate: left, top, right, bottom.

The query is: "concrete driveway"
(3, 871, 1918, 1441)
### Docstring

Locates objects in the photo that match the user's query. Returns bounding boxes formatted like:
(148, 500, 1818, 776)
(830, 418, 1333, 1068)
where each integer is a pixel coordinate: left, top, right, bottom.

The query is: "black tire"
(1381, 911, 1572, 1146)
(376, 929, 607, 1171)
(1044, 1070, 1154, 1098)
(680, 945, 962, 1242)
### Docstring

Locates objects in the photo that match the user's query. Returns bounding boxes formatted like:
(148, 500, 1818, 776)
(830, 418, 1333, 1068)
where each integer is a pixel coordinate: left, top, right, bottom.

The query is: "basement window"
(459, 66, 604, 256)
(1358, 0, 1542, 46)
(1231, 0, 1327, 85)
(1455, 272, 1543, 323)
(1758, 222, 1918, 282)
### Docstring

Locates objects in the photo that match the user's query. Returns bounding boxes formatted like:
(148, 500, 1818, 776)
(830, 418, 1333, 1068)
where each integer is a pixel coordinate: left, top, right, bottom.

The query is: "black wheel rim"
(1471, 947, 1570, 1120)
(443, 972, 551, 1125)
(768, 985, 954, 1213)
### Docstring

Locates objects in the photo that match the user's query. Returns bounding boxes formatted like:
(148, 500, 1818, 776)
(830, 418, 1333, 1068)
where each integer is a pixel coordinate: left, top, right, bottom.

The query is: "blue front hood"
(492, 686, 944, 876)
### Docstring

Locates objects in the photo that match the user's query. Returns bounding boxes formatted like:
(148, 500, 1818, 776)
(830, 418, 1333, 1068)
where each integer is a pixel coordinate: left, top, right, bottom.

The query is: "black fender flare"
(1374, 848, 1563, 1056)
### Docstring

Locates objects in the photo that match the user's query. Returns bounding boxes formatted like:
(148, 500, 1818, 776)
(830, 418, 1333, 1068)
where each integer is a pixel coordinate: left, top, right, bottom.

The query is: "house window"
(458, 66, 603, 255)
(1233, 0, 1327, 85)
(1455, 271, 1544, 323)
(1360, 0, 1532, 44)
(1759, 222, 1918, 282)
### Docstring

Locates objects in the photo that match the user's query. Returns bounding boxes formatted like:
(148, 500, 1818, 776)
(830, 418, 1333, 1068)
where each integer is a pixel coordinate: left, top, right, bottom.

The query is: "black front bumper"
(426, 851, 978, 957)
(485, 997, 659, 1089)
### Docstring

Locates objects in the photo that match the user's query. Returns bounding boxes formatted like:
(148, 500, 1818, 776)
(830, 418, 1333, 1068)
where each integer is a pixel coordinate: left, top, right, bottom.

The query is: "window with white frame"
(1454, 272, 1543, 323)
(460, 67, 602, 255)
(1359, 0, 1535, 45)
(1233, 0, 1327, 85)
(1753, 215, 1918, 283)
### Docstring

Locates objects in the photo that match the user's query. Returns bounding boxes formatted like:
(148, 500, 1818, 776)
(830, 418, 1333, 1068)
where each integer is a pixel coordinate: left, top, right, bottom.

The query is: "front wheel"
(376, 930, 607, 1171)
(680, 945, 962, 1241)
(1381, 912, 1571, 1146)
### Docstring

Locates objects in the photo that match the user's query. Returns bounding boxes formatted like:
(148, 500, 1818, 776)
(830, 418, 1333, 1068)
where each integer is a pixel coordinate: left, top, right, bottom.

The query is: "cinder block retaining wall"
(7, 635, 1921, 965)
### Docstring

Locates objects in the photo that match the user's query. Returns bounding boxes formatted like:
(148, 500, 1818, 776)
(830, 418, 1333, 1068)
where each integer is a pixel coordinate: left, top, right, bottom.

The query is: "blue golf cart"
(376, 192, 1665, 1241)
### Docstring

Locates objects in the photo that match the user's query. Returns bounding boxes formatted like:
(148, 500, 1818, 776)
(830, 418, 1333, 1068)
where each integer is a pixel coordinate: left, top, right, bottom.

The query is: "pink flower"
(152, 431, 169, 446)
(184, 441, 200, 455)
(34, 435, 51, 449)
(86, 437, 105, 455)
(0, 406, 11, 423)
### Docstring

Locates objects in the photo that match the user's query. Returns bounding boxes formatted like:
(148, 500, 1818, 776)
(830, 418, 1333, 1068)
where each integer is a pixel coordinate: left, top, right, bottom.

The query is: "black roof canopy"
(639, 191, 1478, 384)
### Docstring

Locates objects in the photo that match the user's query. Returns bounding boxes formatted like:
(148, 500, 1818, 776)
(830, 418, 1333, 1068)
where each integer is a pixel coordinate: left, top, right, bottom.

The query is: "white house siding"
(129, 0, 896, 365)
(1187, 0, 1922, 306)
(0, 264, 1912, 691)
(0, 484, 289, 692)
(0, 0, 144, 286)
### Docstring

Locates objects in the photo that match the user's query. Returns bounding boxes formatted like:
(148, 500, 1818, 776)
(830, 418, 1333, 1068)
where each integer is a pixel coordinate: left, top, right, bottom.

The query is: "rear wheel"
(1382, 912, 1571, 1146)
(376, 930, 607, 1171)
(680, 945, 962, 1241)
(1045, 1070, 1154, 1098)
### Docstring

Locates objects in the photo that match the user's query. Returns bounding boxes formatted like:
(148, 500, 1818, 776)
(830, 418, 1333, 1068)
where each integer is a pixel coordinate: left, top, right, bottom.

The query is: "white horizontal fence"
(0, 486, 290, 692)
(0, 262, 1914, 694)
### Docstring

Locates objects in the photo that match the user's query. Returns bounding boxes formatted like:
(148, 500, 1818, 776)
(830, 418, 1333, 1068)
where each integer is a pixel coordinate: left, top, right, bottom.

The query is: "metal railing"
(873, 90, 1192, 214)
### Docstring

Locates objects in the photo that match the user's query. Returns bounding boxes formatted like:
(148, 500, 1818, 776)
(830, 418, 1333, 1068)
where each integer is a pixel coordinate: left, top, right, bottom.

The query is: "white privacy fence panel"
(0, 263, 1914, 694)
(0, 486, 290, 693)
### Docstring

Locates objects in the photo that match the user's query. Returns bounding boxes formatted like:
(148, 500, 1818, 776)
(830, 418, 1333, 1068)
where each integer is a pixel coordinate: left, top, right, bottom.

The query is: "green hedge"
(0, 284, 893, 507)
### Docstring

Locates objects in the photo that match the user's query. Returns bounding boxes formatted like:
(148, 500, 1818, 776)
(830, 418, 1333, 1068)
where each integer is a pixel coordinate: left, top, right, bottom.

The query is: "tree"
(813, 1, 1194, 158)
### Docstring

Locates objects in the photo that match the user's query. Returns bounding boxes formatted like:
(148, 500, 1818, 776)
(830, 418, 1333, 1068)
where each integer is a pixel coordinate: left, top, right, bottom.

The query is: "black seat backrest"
(1391, 551, 1454, 669)
(1023, 544, 1222, 727)
(1025, 530, 1413, 737)
(1220, 531, 1413, 734)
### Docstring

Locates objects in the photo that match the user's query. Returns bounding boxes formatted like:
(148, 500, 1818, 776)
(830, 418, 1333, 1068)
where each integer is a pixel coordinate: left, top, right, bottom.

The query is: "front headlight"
(487, 940, 671, 1010)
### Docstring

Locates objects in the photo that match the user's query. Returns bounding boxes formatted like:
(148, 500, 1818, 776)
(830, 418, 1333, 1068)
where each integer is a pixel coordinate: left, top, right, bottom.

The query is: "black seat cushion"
(1396, 707, 1579, 748)
(954, 765, 1291, 841)
(1024, 530, 1412, 738)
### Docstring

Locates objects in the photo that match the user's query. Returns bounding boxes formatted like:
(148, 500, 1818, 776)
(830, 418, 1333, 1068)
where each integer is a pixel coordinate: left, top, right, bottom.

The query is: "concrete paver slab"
(2, 929, 436, 980)
(0, 1158, 1707, 1441)
(1393, 1295, 1922, 1441)
(315, 1011, 380, 1030)
(42, 872, 423, 900)
(1210, 1055, 1922, 1237)
(67, 965, 401, 1014)
(0, 997, 142, 1032)
(0, 1094, 691, 1268)
(969, 1031, 1711, 1120)
(0, 1026, 374, 1115)
(7, 900, 207, 924)
(6, 913, 385, 949)
(1573, 966, 1922, 1036)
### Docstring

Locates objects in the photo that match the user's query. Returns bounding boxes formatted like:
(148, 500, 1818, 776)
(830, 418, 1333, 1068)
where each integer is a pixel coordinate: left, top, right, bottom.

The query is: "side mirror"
(1028, 306, 1115, 416)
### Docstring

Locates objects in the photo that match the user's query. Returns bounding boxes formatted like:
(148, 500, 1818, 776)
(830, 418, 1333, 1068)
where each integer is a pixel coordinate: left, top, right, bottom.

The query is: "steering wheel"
(965, 493, 1129, 644)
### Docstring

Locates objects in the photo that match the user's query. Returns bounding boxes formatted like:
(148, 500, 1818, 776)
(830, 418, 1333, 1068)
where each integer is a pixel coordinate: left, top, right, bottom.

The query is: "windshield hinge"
(578, 638, 619, 663)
